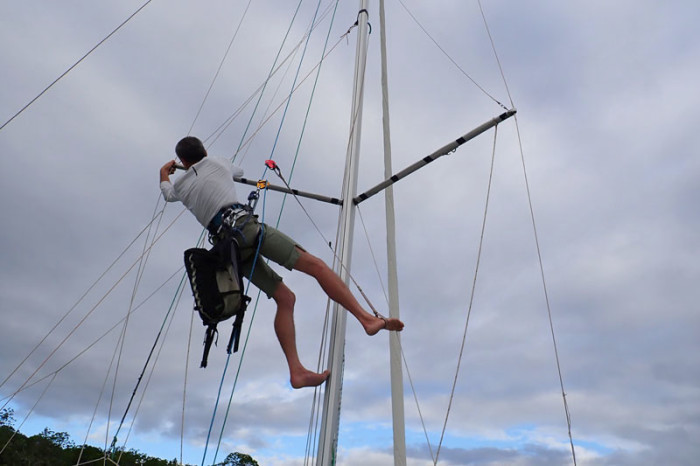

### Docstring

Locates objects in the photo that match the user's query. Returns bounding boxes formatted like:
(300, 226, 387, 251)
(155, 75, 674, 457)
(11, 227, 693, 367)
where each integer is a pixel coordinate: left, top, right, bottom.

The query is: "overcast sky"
(1, 1, 699, 465)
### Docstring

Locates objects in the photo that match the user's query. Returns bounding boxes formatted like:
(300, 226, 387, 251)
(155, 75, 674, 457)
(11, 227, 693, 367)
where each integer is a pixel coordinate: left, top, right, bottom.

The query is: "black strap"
(201, 325, 218, 368)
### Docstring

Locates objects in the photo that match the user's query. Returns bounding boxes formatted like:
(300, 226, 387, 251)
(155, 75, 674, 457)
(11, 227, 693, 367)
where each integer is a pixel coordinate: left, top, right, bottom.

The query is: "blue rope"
(277, 0, 340, 223)
(211, 178, 269, 464)
(232, 0, 305, 164)
(201, 168, 269, 466)
(269, 0, 323, 159)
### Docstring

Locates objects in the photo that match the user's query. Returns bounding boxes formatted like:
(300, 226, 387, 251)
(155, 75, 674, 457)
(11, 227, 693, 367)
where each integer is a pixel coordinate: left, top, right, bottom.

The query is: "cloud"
(2, 1, 700, 465)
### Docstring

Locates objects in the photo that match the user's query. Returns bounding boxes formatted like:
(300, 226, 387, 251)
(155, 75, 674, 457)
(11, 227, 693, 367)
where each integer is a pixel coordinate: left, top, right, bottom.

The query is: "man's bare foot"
(291, 369, 331, 389)
(365, 316, 404, 336)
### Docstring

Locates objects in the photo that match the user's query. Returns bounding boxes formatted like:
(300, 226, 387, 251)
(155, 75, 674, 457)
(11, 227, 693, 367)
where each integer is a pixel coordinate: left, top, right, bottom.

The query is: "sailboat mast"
(378, 0, 407, 463)
(316, 1, 370, 464)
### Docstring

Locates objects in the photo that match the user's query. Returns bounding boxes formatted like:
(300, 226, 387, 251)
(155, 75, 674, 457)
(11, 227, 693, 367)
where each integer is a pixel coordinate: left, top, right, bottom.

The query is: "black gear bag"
(184, 236, 251, 368)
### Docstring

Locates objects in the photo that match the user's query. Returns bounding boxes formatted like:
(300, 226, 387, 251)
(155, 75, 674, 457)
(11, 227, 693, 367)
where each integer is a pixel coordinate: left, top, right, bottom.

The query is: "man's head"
(175, 136, 207, 166)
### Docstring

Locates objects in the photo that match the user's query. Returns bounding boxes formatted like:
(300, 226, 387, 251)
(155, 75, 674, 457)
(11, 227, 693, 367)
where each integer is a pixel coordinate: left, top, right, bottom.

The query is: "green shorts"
(233, 216, 303, 298)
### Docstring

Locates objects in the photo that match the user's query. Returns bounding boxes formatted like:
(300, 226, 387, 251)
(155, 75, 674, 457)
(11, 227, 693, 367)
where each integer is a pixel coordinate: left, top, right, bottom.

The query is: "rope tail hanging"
(263, 159, 384, 319)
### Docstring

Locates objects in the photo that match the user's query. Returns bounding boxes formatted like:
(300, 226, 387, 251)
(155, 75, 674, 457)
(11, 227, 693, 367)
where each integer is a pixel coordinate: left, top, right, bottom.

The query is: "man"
(160, 136, 404, 388)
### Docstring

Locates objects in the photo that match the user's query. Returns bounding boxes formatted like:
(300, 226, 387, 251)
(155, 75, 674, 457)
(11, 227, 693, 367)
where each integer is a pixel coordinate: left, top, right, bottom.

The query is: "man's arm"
(160, 160, 179, 201)
(160, 160, 177, 183)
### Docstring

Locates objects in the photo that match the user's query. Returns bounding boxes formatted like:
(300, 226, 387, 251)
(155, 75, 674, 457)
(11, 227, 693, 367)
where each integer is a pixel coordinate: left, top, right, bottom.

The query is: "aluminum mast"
(316, 2, 370, 464)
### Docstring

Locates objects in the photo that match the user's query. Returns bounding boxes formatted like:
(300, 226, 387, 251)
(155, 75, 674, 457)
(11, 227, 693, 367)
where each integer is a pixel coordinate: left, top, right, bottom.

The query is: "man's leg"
(272, 281, 330, 389)
(292, 248, 404, 334)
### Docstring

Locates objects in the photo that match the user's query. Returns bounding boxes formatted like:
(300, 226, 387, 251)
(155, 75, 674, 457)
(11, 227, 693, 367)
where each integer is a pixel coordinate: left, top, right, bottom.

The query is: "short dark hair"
(175, 136, 207, 164)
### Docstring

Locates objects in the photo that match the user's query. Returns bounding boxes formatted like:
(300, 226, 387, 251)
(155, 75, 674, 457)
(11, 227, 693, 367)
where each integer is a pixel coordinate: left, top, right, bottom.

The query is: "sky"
(1, 1, 699, 465)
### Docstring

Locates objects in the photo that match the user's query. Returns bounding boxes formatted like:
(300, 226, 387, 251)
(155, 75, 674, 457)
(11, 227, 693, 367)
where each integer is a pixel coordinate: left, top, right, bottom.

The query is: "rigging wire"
(477, 2, 576, 463)
(188, 0, 255, 135)
(197, 2, 327, 461)
(108, 272, 189, 458)
(0, 206, 186, 412)
(236, 44, 305, 165)
(201, 170, 270, 466)
(435, 126, 499, 465)
(269, 161, 384, 320)
(210, 187, 270, 465)
(278, 0, 342, 226)
(116, 280, 187, 463)
(218, 32, 349, 164)
(356, 197, 441, 464)
(0, 266, 184, 405)
(514, 117, 577, 465)
(230, 0, 306, 163)
(394, 0, 507, 110)
(210, 0, 341, 459)
(0, 0, 155, 132)
(180, 298, 197, 466)
(0, 373, 58, 456)
(203, 1, 341, 154)
(107, 194, 166, 454)
(477, 0, 514, 109)
(76, 329, 123, 465)
(268, 0, 325, 159)
(0, 198, 166, 392)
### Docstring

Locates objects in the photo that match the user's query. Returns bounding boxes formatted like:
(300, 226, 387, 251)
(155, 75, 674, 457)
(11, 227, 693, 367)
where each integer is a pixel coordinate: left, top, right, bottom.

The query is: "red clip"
(265, 160, 278, 170)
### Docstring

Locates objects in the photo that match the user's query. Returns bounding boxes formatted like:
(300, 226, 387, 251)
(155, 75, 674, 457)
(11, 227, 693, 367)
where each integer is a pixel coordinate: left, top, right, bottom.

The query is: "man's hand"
(160, 160, 176, 183)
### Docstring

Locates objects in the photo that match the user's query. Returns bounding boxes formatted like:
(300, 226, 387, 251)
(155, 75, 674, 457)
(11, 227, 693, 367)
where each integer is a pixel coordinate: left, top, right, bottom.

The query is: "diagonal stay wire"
(0, 207, 188, 412)
(0, 0, 155, 132)
(356, 206, 437, 463)
(0, 266, 184, 405)
(274, 1, 342, 461)
(109, 271, 190, 457)
(188, 0, 255, 135)
(203, 3, 342, 458)
(230, 0, 306, 163)
(477, 0, 515, 109)
(394, 0, 507, 110)
(514, 115, 577, 465)
(268, 0, 324, 159)
(116, 275, 188, 462)
(0, 195, 166, 391)
(225, 33, 348, 166)
(107, 193, 166, 453)
(77, 323, 124, 466)
(435, 126, 499, 465)
(478, 2, 576, 462)
(234, 42, 304, 166)
(270, 155, 384, 320)
(0, 373, 58, 456)
(204, 0, 341, 154)
(210, 182, 271, 465)
(278, 0, 341, 223)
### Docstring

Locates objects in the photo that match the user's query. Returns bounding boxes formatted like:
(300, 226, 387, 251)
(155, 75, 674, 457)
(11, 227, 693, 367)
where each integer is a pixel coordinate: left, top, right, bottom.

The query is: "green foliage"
(0, 420, 258, 466)
(0, 408, 15, 428)
(218, 451, 260, 466)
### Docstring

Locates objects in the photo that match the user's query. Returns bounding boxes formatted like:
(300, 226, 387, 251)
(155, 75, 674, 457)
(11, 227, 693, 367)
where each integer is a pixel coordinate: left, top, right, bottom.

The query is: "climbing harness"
(185, 179, 271, 369)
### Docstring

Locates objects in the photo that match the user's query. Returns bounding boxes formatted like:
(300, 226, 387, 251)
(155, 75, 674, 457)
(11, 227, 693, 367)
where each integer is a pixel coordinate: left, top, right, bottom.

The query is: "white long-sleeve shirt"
(160, 157, 244, 227)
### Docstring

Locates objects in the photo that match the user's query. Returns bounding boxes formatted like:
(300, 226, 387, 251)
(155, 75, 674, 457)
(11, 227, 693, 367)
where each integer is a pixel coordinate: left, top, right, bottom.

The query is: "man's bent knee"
(294, 249, 328, 277)
(273, 282, 296, 308)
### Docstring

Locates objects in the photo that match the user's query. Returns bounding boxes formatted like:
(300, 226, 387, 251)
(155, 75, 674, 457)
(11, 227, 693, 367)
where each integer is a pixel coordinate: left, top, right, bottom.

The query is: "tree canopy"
(0, 408, 257, 466)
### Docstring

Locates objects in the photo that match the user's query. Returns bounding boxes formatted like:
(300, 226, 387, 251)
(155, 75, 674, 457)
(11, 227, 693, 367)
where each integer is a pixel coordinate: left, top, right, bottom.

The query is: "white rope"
(477, 0, 515, 109)
(1, 207, 186, 412)
(394, 0, 507, 109)
(435, 126, 499, 464)
(513, 116, 577, 465)
(0, 373, 57, 456)
(0, 194, 166, 392)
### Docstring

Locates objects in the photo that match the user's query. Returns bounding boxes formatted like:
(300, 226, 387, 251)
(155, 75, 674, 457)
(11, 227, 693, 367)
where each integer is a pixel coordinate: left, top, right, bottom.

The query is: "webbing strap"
(201, 326, 218, 368)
